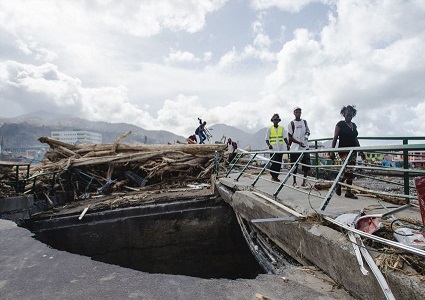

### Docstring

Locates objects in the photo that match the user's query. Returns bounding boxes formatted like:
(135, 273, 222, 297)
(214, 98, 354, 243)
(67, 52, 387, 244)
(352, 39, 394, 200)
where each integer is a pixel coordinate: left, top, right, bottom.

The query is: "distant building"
(1, 146, 49, 163)
(51, 130, 102, 144)
(394, 150, 425, 168)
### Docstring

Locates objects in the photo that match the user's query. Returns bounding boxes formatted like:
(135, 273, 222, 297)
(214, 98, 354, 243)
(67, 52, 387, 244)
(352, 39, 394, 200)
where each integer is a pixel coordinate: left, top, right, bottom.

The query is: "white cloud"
(0, 0, 228, 38)
(81, 0, 229, 37)
(1, 0, 425, 143)
(13, 40, 32, 55)
(203, 51, 213, 61)
(216, 47, 240, 70)
(158, 0, 229, 34)
(252, 14, 271, 48)
(163, 49, 212, 64)
(212, 11, 277, 71)
(155, 94, 270, 136)
(0, 61, 82, 108)
(157, 94, 204, 135)
(262, 1, 425, 138)
(164, 50, 198, 63)
(0, 61, 153, 126)
(0, 1, 228, 72)
(250, 0, 320, 12)
(13, 38, 58, 62)
(163, 49, 213, 65)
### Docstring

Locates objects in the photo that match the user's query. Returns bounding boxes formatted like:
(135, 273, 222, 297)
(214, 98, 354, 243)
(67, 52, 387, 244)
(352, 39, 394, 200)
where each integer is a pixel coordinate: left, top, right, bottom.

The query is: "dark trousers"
(290, 152, 311, 174)
(228, 152, 237, 163)
(198, 132, 206, 144)
(270, 152, 283, 178)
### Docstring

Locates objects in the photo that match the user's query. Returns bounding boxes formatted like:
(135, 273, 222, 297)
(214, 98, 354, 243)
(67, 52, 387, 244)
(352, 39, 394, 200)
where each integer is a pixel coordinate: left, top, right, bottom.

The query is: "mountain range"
(205, 124, 268, 150)
(0, 111, 269, 150)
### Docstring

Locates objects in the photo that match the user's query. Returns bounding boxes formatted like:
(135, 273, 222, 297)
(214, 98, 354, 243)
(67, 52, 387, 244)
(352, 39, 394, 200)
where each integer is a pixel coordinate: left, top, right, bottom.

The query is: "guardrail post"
(251, 153, 269, 187)
(51, 172, 57, 194)
(214, 151, 219, 174)
(31, 176, 37, 194)
(403, 139, 409, 196)
(273, 152, 303, 197)
(235, 153, 258, 182)
(314, 141, 319, 179)
(320, 150, 354, 211)
(225, 153, 242, 177)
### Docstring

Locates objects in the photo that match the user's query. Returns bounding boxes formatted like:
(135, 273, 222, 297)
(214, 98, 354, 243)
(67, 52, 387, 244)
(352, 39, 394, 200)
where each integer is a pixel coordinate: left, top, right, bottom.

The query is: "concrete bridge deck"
(216, 172, 424, 300)
(1, 219, 358, 300)
(218, 173, 419, 219)
(0, 170, 423, 300)
(0, 190, 356, 300)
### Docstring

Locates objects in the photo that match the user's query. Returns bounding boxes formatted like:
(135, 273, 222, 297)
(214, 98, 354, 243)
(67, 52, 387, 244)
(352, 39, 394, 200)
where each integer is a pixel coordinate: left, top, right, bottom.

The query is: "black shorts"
(290, 152, 311, 172)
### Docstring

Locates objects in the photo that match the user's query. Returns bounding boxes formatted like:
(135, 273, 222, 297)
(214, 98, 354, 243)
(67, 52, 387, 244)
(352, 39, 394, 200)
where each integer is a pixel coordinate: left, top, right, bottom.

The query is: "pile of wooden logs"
(23, 131, 227, 198)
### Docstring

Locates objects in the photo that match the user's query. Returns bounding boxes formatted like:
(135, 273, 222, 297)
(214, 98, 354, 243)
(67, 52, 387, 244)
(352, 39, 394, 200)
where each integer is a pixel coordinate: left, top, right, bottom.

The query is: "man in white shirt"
(226, 138, 238, 163)
(287, 107, 311, 187)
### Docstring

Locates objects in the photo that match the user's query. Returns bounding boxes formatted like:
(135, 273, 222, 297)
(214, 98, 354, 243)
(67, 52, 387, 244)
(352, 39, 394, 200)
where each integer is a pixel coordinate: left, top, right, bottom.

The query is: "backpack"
(195, 126, 199, 134)
(289, 120, 308, 145)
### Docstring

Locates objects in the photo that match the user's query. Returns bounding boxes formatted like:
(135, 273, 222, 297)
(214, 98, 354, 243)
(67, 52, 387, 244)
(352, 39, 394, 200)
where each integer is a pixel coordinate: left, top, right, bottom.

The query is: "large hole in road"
(23, 196, 264, 279)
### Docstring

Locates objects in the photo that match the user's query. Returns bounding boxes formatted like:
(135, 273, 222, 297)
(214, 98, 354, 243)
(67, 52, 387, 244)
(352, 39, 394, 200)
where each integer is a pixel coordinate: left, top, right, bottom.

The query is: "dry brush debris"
(1, 132, 227, 200)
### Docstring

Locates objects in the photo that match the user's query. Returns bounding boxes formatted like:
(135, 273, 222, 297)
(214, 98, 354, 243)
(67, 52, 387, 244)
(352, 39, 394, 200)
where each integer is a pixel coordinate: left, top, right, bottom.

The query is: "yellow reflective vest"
(269, 125, 284, 145)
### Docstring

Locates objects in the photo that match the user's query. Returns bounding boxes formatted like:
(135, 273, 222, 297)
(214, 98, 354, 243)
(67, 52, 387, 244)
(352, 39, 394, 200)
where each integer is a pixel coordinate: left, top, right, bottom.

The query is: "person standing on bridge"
(330, 105, 364, 199)
(226, 138, 238, 163)
(266, 113, 290, 182)
(288, 107, 310, 188)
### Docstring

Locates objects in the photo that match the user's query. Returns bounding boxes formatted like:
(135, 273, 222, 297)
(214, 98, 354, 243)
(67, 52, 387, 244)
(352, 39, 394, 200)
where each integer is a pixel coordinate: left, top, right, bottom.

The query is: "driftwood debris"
(25, 133, 227, 200)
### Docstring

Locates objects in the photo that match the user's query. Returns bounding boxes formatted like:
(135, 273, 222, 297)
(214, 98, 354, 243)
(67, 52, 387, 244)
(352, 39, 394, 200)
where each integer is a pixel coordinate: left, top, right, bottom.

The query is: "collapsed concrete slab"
(215, 179, 425, 300)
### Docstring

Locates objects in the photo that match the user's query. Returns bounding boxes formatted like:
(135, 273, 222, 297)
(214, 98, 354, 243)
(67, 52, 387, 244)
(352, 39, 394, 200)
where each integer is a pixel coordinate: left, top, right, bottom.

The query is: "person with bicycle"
(196, 118, 207, 144)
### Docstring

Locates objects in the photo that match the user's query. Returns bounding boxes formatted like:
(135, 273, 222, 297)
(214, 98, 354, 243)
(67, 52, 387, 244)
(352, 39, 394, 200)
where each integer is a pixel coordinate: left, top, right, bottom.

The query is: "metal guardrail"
(1, 165, 65, 196)
(223, 140, 425, 298)
(224, 143, 425, 212)
(312, 136, 425, 195)
(0, 161, 31, 193)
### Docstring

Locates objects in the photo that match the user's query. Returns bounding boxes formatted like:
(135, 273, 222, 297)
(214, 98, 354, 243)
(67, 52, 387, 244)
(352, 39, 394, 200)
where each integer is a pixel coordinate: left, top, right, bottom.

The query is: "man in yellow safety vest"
(265, 113, 290, 182)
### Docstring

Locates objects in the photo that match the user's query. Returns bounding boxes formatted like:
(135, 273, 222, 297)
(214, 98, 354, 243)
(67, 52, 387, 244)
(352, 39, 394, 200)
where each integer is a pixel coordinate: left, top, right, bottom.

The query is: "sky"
(1, 0, 425, 141)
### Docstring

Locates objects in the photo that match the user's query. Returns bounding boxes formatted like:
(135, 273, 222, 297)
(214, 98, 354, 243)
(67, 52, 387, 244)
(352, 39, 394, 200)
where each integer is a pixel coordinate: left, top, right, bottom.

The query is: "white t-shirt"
(288, 119, 309, 151)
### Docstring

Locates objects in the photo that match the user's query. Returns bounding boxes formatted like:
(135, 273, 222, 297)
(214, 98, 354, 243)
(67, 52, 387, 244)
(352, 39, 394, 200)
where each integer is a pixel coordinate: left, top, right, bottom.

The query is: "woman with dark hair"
(331, 105, 364, 199)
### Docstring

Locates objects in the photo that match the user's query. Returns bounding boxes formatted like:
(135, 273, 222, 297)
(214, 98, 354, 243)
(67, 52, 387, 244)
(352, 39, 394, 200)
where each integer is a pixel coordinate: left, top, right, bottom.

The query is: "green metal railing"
(0, 161, 31, 193)
(225, 142, 425, 211)
(312, 136, 425, 196)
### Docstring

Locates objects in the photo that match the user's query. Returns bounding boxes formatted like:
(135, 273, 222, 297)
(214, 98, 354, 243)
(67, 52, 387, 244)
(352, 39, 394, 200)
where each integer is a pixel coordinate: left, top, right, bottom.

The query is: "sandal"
(345, 192, 358, 199)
